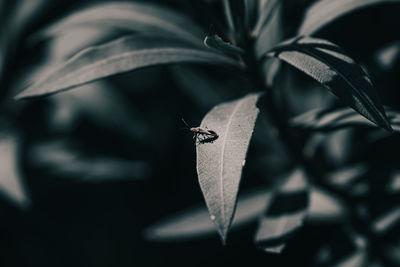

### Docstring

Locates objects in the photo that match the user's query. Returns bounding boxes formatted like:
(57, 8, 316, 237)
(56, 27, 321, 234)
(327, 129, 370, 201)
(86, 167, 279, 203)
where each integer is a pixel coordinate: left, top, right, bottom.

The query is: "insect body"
(182, 118, 218, 143)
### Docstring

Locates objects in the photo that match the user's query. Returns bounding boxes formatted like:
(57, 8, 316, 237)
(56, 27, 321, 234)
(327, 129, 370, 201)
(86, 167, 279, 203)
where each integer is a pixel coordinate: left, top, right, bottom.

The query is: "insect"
(182, 118, 218, 143)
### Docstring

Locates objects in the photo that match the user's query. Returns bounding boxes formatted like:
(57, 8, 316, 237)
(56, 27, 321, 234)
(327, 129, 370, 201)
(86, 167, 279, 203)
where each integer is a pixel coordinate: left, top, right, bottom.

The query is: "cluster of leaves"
(1, 0, 400, 266)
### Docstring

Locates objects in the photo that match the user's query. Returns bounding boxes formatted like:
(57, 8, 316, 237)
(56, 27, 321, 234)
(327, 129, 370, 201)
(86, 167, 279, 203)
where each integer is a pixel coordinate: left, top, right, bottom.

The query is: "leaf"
(306, 186, 346, 223)
(314, 230, 367, 267)
(0, 132, 30, 208)
(145, 187, 273, 241)
(375, 41, 400, 71)
(170, 65, 248, 109)
(264, 36, 392, 131)
(29, 139, 152, 182)
(48, 81, 151, 141)
(292, 106, 400, 132)
(252, 0, 280, 37)
(254, 0, 282, 58)
(1, 0, 50, 82)
(326, 163, 368, 188)
(222, 0, 246, 44)
(196, 92, 263, 244)
(34, 2, 204, 46)
(204, 34, 244, 56)
(145, 185, 342, 242)
(254, 168, 309, 253)
(298, 0, 400, 35)
(371, 207, 400, 235)
(15, 35, 241, 99)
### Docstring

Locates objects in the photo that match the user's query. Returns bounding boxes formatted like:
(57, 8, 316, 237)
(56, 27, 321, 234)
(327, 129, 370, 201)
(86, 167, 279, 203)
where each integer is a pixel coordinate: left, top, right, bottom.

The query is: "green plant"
(1, 0, 400, 266)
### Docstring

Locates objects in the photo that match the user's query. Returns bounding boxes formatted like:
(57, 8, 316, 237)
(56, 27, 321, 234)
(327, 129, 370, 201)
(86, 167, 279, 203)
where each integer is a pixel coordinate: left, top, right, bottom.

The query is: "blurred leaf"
(292, 106, 400, 132)
(244, 0, 258, 30)
(171, 65, 247, 108)
(0, 0, 5, 80)
(375, 41, 400, 71)
(253, 0, 283, 89)
(371, 207, 400, 235)
(35, 2, 204, 46)
(48, 80, 150, 140)
(265, 36, 392, 131)
(145, 187, 273, 241)
(298, 0, 400, 35)
(47, 27, 124, 63)
(29, 140, 152, 182)
(322, 129, 356, 167)
(222, 0, 246, 44)
(145, 185, 342, 242)
(387, 172, 400, 194)
(171, 66, 227, 108)
(0, 131, 30, 207)
(254, 168, 309, 253)
(313, 229, 367, 266)
(204, 34, 244, 55)
(9, 27, 122, 98)
(252, 0, 280, 38)
(1, 0, 50, 76)
(254, 0, 282, 58)
(16, 35, 241, 99)
(326, 163, 368, 189)
(196, 92, 262, 244)
(306, 186, 346, 223)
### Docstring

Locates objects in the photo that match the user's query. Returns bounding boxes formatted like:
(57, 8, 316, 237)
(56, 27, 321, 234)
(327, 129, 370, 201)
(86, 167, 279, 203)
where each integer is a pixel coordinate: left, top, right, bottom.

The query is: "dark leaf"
(35, 2, 204, 46)
(48, 81, 150, 140)
(255, 168, 309, 253)
(145, 187, 273, 241)
(375, 41, 400, 71)
(222, 0, 246, 44)
(265, 36, 392, 131)
(314, 230, 367, 266)
(298, 0, 400, 35)
(204, 34, 244, 56)
(196, 92, 263, 244)
(306, 186, 346, 223)
(252, 0, 280, 38)
(325, 163, 368, 189)
(254, 0, 282, 58)
(371, 207, 400, 235)
(0, 131, 30, 207)
(170, 65, 247, 108)
(15, 35, 241, 99)
(29, 140, 152, 182)
(292, 106, 400, 132)
(145, 185, 342, 242)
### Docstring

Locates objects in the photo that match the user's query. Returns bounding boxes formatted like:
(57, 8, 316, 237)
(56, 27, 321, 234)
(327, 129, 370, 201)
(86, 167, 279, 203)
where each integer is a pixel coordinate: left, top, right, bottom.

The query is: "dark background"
(1, 0, 399, 266)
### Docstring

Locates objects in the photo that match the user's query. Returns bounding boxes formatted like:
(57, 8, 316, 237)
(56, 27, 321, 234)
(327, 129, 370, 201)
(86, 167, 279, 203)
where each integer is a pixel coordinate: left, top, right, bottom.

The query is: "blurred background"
(0, 0, 400, 266)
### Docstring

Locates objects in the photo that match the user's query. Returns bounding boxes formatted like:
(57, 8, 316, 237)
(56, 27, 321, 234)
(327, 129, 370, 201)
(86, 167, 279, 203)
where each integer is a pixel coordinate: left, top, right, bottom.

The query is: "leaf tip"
(217, 229, 228, 246)
(382, 121, 394, 133)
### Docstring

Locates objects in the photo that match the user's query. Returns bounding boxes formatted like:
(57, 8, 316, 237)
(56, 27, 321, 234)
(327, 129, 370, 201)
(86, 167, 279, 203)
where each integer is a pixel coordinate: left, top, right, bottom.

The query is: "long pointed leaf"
(292, 106, 400, 132)
(145, 187, 273, 241)
(0, 132, 30, 207)
(196, 92, 263, 244)
(35, 2, 204, 46)
(264, 36, 392, 131)
(15, 35, 240, 99)
(299, 0, 400, 35)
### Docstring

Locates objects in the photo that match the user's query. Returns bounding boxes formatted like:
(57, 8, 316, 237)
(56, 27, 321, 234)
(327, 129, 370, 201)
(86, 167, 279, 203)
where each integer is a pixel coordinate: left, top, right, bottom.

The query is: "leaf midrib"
(19, 48, 240, 98)
(50, 6, 200, 45)
(295, 44, 388, 127)
(219, 97, 245, 233)
(274, 42, 389, 129)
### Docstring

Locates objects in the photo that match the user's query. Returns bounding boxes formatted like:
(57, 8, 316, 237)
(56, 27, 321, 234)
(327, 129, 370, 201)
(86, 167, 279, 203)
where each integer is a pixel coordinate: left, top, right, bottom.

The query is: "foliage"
(1, 0, 400, 266)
